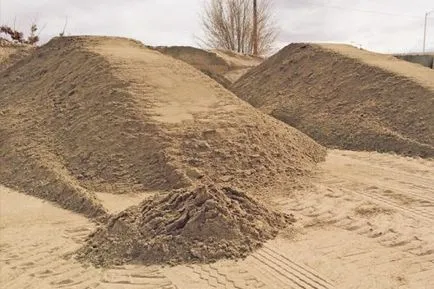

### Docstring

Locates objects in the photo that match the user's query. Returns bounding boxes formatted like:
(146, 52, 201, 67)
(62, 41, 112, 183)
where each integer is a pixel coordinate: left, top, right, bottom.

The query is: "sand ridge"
(319, 43, 434, 90)
(231, 43, 434, 157)
(154, 45, 262, 87)
(0, 41, 33, 72)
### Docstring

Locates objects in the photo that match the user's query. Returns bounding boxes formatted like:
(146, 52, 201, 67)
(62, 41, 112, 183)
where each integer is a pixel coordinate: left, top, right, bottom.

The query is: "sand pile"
(78, 184, 294, 266)
(0, 36, 324, 217)
(155, 46, 262, 88)
(232, 43, 434, 157)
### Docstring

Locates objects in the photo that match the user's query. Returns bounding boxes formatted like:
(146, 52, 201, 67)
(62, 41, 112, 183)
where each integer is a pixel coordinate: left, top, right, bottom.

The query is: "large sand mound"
(0, 36, 325, 217)
(232, 43, 434, 157)
(154, 46, 262, 87)
(78, 184, 294, 266)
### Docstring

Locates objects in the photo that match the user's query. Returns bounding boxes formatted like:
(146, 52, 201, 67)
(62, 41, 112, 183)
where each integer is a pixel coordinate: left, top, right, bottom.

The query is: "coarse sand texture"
(232, 43, 434, 157)
(0, 36, 325, 217)
(78, 184, 294, 266)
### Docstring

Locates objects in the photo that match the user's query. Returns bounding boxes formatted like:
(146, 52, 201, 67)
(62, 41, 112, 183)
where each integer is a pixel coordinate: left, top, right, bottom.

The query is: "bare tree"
(0, 23, 39, 45)
(200, 0, 277, 55)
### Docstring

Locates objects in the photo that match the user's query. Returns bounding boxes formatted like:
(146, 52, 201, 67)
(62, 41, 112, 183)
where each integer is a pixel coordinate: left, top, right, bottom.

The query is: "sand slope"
(0, 41, 33, 72)
(0, 36, 324, 217)
(232, 43, 434, 157)
(155, 46, 262, 87)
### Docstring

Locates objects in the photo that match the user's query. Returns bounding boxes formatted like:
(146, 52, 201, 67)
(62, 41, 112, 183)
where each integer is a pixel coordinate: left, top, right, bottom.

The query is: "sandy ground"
(1, 150, 433, 289)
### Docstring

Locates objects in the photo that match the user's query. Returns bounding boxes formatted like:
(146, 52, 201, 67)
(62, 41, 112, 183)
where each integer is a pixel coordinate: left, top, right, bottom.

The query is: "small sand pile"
(155, 46, 262, 87)
(78, 184, 294, 266)
(0, 36, 324, 218)
(232, 43, 434, 157)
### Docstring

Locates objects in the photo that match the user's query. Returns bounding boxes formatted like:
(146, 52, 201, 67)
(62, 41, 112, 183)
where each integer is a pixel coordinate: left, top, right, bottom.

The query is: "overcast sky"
(1, 0, 433, 53)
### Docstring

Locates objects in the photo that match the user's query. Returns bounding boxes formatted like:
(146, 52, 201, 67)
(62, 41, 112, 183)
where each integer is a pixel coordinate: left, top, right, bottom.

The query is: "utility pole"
(423, 10, 434, 53)
(253, 0, 258, 56)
